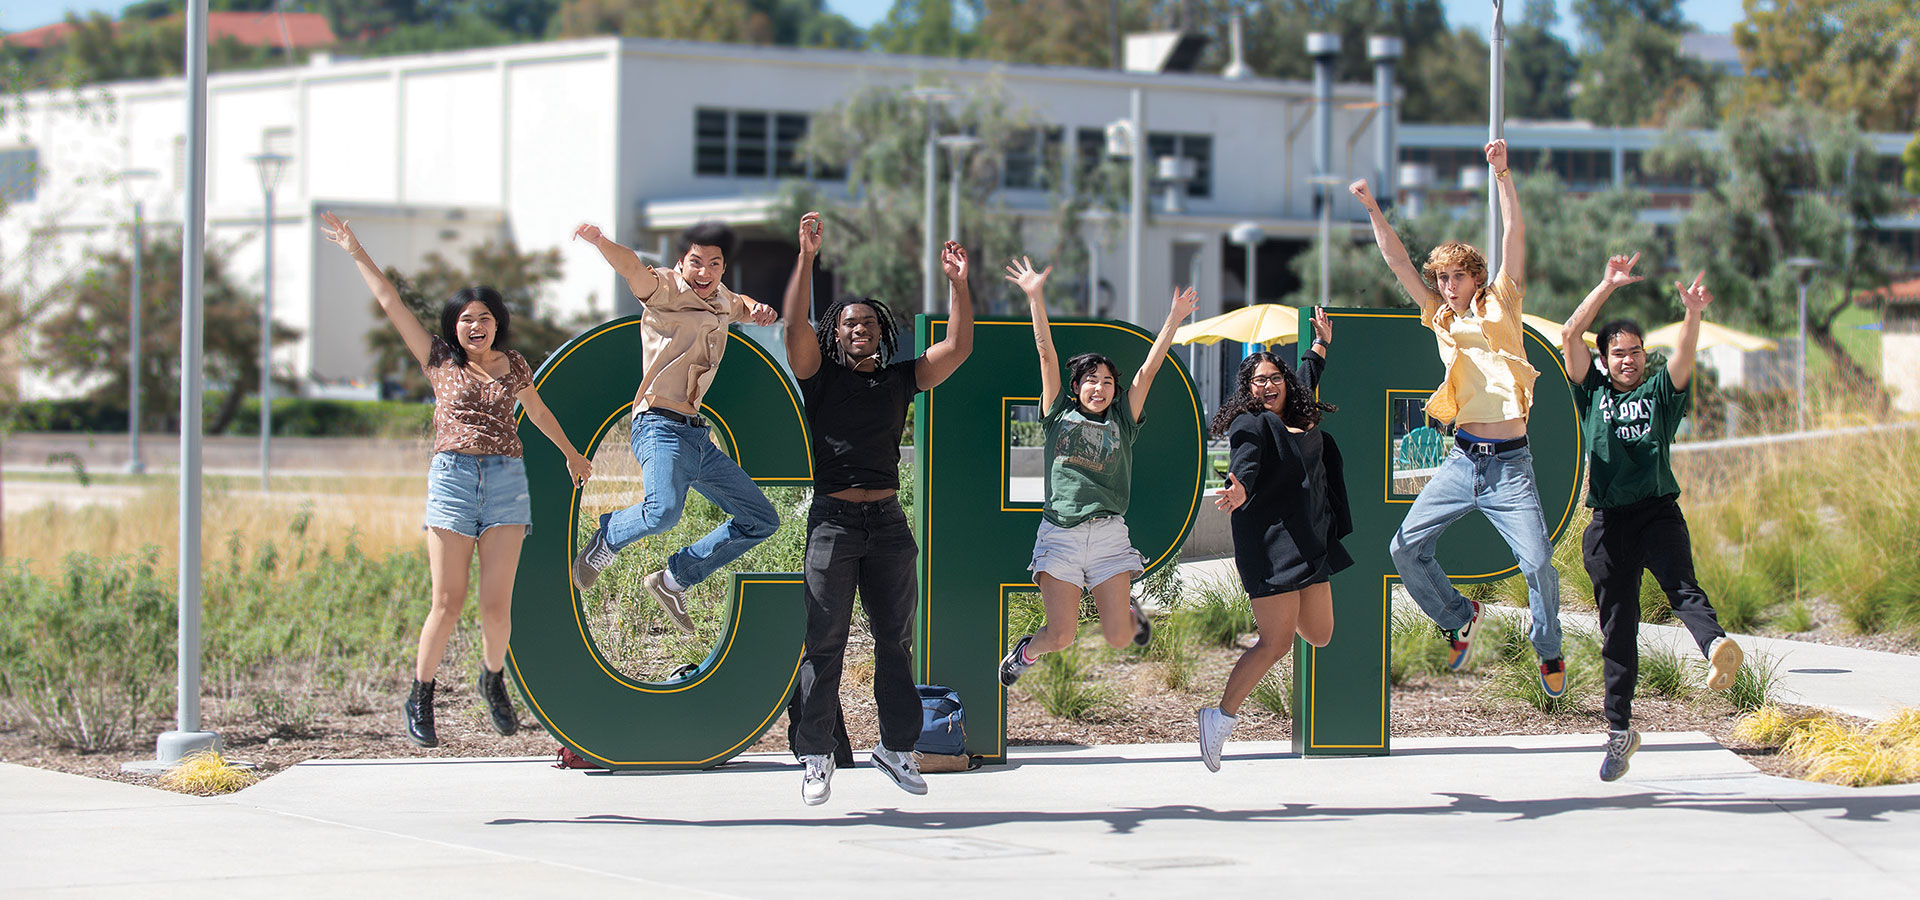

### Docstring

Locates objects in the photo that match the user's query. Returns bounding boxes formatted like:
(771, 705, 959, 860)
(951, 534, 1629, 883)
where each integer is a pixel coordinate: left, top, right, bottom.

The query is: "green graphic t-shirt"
(1041, 382, 1142, 528)
(1570, 364, 1688, 508)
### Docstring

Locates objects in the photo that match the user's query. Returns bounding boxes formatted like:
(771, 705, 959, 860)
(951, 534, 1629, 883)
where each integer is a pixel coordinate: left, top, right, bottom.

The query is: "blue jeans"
(601, 413, 780, 588)
(1389, 444, 1563, 661)
(423, 452, 530, 538)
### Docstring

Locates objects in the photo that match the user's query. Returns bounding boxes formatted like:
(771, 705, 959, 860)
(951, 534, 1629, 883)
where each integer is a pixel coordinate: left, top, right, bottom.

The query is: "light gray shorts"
(1029, 515, 1146, 590)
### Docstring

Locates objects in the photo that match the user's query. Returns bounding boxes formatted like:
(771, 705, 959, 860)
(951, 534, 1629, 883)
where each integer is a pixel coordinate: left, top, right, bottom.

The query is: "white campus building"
(0, 35, 1392, 405)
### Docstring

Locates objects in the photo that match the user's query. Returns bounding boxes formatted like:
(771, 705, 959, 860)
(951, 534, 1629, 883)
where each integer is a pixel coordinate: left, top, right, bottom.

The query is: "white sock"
(661, 569, 684, 592)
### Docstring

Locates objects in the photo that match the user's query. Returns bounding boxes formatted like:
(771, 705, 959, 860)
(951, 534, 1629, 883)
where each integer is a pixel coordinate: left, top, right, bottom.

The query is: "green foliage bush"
(8, 396, 434, 439)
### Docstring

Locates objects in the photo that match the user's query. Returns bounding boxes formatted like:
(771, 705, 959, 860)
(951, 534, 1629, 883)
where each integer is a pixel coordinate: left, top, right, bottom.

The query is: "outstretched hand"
(573, 223, 603, 245)
(1348, 178, 1375, 207)
(566, 452, 593, 487)
(1004, 256, 1051, 296)
(798, 212, 822, 256)
(1601, 252, 1645, 290)
(1310, 306, 1332, 345)
(942, 241, 969, 283)
(320, 212, 361, 255)
(1484, 139, 1509, 170)
(1215, 472, 1247, 513)
(1169, 285, 1199, 322)
(1676, 270, 1712, 315)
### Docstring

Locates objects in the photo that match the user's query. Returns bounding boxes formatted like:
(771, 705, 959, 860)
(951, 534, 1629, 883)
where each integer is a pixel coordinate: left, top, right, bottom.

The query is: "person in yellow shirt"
(1349, 138, 1568, 698)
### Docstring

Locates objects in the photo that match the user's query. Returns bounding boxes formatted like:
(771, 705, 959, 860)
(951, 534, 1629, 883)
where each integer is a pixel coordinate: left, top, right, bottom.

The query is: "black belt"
(1456, 434, 1528, 455)
(643, 407, 708, 428)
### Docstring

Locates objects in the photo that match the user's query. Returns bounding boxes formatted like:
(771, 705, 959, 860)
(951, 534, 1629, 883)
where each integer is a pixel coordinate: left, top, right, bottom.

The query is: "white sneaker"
(870, 746, 928, 795)
(1198, 707, 1238, 773)
(644, 569, 695, 635)
(1706, 637, 1743, 692)
(800, 754, 834, 806)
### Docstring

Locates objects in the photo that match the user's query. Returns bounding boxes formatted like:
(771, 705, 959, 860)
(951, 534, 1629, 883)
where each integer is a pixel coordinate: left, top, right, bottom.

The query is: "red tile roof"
(3, 12, 336, 51)
(1856, 277, 1920, 306)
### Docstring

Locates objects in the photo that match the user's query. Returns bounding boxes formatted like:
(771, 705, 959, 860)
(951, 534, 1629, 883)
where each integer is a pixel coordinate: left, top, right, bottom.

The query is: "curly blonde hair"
(1420, 241, 1488, 299)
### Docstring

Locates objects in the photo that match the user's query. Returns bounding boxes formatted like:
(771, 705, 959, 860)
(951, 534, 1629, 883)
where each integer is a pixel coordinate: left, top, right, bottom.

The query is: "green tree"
(364, 239, 583, 400)
(1507, 0, 1575, 120)
(1904, 134, 1920, 196)
(1646, 101, 1908, 393)
(1569, 1, 1713, 127)
(31, 232, 300, 435)
(870, 0, 978, 57)
(1730, 0, 1920, 133)
(553, 0, 860, 47)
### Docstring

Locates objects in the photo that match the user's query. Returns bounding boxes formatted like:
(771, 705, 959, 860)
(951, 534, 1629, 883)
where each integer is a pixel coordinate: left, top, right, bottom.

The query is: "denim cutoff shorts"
(1029, 515, 1146, 589)
(423, 451, 532, 538)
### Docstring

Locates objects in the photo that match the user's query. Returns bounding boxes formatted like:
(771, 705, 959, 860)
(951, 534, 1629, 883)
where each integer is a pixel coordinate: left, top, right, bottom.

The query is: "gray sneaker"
(800, 754, 834, 806)
(1129, 599, 1153, 647)
(644, 569, 695, 634)
(1198, 706, 1238, 773)
(870, 745, 928, 795)
(1600, 729, 1641, 782)
(571, 524, 616, 592)
(999, 634, 1036, 686)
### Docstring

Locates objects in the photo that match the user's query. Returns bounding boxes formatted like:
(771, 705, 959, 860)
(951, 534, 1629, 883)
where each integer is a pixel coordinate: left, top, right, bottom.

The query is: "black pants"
(786, 495, 923, 756)
(1583, 494, 1726, 731)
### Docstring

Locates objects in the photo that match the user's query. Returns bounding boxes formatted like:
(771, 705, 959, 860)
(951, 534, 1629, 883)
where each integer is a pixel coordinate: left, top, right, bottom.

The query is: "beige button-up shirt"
(631, 266, 749, 416)
(1420, 271, 1539, 425)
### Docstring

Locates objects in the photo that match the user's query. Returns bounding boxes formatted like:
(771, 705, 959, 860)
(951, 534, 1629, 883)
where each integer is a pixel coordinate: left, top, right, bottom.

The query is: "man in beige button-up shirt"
(568, 221, 782, 635)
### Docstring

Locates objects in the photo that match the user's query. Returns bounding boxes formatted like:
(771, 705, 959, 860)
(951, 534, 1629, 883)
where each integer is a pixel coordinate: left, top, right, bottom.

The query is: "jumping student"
(568, 221, 781, 632)
(1198, 310, 1349, 771)
(781, 212, 975, 806)
(997, 257, 1197, 687)
(322, 212, 593, 748)
(1559, 255, 1744, 781)
(1350, 139, 1569, 697)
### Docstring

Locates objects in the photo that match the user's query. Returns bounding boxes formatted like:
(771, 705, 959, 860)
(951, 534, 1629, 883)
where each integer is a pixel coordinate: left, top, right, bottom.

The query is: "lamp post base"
(120, 730, 220, 775)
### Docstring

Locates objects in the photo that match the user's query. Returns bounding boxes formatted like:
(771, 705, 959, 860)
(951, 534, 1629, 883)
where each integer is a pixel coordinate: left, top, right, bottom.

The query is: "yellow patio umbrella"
(1520, 313, 1597, 348)
(1173, 304, 1304, 346)
(1643, 320, 1778, 353)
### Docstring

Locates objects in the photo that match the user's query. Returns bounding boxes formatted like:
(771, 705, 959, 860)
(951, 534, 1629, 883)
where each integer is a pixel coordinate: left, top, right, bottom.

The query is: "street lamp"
(116, 168, 159, 476)
(937, 134, 981, 251)
(906, 87, 957, 315)
(1785, 256, 1821, 432)
(249, 152, 290, 491)
(1229, 221, 1264, 307)
(1307, 174, 1348, 309)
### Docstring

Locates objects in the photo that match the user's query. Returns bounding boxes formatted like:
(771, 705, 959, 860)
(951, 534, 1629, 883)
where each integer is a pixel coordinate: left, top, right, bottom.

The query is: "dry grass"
(1739, 705, 1920, 787)
(156, 750, 259, 795)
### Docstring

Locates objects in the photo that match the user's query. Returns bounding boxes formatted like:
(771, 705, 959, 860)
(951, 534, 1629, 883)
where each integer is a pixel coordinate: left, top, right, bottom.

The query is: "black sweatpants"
(786, 495, 924, 757)
(1583, 494, 1726, 731)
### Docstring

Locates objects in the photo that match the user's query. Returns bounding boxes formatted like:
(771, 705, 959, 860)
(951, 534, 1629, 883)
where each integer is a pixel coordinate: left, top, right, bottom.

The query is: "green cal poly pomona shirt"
(1570, 363, 1689, 509)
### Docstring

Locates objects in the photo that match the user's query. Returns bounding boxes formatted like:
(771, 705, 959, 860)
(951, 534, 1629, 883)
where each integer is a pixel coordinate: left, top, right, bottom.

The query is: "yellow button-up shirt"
(1421, 271, 1538, 426)
(631, 266, 749, 417)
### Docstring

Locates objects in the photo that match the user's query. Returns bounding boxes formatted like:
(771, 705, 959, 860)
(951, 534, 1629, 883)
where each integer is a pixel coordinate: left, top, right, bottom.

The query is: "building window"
(693, 107, 842, 181)
(1076, 126, 1107, 181)
(1003, 126, 1063, 191)
(1622, 150, 1704, 191)
(1147, 131, 1212, 198)
(0, 147, 38, 203)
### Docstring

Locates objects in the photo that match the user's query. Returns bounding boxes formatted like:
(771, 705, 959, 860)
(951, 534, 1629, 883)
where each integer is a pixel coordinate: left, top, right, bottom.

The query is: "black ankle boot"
(477, 666, 518, 736)
(404, 678, 439, 747)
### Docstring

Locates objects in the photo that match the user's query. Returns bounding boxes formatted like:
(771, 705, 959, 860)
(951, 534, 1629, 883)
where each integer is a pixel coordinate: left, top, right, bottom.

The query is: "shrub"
(1389, 606, 1449, 684)
(1179, 580, 1253, 649)
(1637, 643, 1692, 700)
(1023, 641, 1117, 721)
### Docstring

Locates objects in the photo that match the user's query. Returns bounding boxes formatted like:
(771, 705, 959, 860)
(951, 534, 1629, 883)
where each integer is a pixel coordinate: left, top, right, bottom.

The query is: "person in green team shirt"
(997, 257, 1198, 686)
(1559, 254, 1745, 782)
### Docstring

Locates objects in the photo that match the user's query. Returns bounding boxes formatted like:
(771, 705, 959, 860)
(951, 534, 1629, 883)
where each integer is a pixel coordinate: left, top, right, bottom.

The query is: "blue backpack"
(914, 684, 970, 763)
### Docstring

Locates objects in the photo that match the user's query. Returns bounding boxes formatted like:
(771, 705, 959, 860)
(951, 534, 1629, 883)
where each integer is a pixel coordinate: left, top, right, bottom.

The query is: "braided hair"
(815, 295, 900, 368)
(1209, 350, 1337, 437)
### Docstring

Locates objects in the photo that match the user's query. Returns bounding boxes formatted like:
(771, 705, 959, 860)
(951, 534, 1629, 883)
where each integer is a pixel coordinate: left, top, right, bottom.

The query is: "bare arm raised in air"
(1006, 257, 1062, 411)
(1348, 179, 1440, 317)
(322, 211, 432, 369)
(1128, 286, 1199, 422)
(1561, 253, 1644, 380)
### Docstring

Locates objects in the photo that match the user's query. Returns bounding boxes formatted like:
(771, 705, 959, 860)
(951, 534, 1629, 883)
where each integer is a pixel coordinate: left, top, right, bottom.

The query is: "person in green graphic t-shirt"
(1560, 254, 1746, 783)
(996, 256, 1198, 687)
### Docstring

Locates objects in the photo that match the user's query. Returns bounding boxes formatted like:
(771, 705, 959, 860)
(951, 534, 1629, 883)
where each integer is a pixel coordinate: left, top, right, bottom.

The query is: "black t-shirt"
(799, 356, 922, 494)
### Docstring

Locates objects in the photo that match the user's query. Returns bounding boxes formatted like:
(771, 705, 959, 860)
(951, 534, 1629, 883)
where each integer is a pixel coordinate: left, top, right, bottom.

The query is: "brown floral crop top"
(423, 337, 533, 457)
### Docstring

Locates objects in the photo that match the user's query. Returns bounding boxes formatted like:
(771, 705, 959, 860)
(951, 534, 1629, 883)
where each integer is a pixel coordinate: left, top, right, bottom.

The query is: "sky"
(2, 0, 1745, 44)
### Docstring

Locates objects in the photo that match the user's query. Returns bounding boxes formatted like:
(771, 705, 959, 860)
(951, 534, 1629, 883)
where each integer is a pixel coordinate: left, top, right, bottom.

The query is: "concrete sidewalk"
(6, 735, 1919, 898)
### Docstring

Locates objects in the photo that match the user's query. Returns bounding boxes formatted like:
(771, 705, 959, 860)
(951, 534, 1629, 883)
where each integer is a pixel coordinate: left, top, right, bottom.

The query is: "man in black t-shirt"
(779, 211, 975, 806)
(1560, 256, 1744, 782)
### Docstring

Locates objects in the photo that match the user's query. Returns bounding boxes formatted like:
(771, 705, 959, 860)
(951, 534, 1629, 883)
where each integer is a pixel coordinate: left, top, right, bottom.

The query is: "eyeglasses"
(1249, 375, 1285, 387)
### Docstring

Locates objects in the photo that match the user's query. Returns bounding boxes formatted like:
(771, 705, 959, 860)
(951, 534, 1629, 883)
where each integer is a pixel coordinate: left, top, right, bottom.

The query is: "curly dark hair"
(815, 295, 900, 367)
(1209, 350, 1336, 437)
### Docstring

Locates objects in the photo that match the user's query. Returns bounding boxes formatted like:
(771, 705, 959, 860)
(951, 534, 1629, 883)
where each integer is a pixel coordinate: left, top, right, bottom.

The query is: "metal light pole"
(1486, 0, 1508, 274)
(124, 0, 216, 775)
(1127, 87, 1145, 324)
(938, 134, 981, 249)
(1308, 175, 1348, 309)
(1786, 257, 1820, 432)
(1309, 33, 1340, 311)
(1230, 222, 1264, 307)
(249, 152, 290, 491)
(117, 169, 159, 476)
(907, 87, 956, 315)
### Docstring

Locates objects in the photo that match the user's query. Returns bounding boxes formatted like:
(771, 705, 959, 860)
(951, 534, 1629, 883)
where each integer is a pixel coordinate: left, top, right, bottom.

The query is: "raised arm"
(1349, 179, 1440, 316)
(1669, 271, 1711, 392)
(574, 223, 659, 302)
(1562, 252, 1644, 380)
(1487, 139, 1525, 287)
(1005, 257, 1061, 411)
(917, 241, 975, 390)
(782, 212, 824, 380)
(1128, 286, 1198, 421)
(1299, 306, 1332, 389)
(322, 211, 433, 369)
(515, 385, 593, 487)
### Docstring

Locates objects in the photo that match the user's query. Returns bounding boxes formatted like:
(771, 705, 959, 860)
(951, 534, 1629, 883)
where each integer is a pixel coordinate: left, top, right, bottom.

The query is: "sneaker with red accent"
(1540, 657, 1568, 698)
(1443, 601, 1482, 671)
